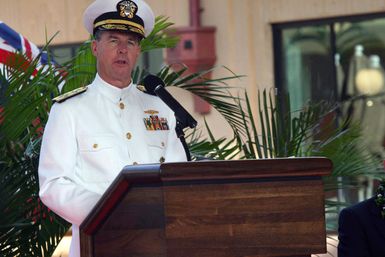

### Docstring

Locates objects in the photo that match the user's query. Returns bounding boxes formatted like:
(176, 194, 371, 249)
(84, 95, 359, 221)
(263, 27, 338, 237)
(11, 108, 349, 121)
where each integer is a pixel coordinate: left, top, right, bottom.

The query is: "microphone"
(143, 75, 197, 129)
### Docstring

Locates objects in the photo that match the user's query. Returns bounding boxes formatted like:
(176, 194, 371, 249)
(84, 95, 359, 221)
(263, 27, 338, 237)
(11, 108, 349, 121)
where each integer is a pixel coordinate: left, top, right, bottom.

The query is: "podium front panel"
(163, 178, 325, 257)
(80, 158, 332, 257)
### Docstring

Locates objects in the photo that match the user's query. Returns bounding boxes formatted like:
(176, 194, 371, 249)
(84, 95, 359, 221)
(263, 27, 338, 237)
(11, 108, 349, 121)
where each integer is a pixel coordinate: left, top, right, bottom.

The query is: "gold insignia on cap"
(118, 0, 138, 19)
(53, 86, 88, 103)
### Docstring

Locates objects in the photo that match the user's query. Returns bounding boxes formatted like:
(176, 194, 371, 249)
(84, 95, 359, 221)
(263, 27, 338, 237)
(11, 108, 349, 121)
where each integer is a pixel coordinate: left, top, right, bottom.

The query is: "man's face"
(92, 31, 141, 88)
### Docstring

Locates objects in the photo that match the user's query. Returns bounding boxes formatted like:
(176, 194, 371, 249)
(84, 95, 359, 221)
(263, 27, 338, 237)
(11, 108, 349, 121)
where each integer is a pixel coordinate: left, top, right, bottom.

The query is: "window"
(48, 43, 163, 74)
(49, 43, 81, 65)
(273, 13, 385, 163)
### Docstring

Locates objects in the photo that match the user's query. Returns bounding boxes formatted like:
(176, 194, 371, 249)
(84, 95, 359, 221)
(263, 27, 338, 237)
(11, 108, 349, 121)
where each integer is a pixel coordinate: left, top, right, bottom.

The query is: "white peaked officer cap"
(83, 0, 155, 38)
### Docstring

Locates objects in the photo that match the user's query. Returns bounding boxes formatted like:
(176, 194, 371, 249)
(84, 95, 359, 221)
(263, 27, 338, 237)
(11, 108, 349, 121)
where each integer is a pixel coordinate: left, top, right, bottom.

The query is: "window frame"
(272, 11, 385, 107)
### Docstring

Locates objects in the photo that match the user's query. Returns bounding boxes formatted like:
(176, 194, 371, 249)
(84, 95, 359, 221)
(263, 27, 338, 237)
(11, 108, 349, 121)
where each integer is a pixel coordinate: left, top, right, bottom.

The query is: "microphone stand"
(175, 120, 191, 161)
(174, 112, 197, 162)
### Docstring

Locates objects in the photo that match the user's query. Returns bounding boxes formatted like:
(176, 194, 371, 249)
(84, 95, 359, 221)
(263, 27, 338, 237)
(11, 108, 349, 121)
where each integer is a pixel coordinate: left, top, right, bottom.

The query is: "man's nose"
(118, 44, 128, 53)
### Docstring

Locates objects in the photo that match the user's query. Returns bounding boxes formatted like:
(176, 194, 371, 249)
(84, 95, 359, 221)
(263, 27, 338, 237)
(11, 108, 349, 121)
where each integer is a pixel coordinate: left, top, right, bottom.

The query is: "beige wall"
(1, 0, 385, 138)
(0, 0, 190, 45)
(1, 0, 93, 45)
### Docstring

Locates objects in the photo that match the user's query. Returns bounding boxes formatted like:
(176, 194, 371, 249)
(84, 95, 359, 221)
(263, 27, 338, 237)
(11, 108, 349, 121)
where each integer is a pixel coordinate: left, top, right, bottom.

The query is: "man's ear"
(91, 40, 98, 57)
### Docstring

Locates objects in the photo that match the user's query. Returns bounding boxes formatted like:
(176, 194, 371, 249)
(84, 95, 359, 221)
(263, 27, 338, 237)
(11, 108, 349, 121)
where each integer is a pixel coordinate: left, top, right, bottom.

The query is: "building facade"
(2, 0, 384, 147)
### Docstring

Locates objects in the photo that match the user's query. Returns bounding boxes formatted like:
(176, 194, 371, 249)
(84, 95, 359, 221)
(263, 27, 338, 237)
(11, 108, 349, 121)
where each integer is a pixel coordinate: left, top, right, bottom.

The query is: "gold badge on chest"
(143, 110, 169, 131)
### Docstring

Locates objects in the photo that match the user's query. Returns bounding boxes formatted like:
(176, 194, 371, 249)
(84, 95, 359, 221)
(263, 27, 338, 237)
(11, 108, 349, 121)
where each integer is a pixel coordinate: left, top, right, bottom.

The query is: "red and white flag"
(0, 21, 52, 71)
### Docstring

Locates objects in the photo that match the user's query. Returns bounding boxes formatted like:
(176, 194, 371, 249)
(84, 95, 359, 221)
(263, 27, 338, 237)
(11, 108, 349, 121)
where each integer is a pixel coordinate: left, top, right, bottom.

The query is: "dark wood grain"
(161, 158, 332, 181)
(94, 185, 167, 257)
(163, 180, 325, 257)
(80, 158, 331, 257)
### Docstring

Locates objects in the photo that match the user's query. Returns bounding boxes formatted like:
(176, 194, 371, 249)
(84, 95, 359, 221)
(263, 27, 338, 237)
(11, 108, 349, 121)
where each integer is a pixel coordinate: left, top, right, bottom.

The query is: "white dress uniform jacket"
(38, 74, 187, 257)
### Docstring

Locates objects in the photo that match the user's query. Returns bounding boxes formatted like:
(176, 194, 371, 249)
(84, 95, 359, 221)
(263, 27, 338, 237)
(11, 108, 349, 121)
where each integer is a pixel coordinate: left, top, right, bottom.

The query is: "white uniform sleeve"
(164, 111, 188, 162)
(38, 103, 101, 226)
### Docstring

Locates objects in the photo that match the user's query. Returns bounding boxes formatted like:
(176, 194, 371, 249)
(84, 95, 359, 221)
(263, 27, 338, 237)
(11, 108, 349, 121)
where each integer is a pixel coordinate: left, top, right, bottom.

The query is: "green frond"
(140, 16, 179, 52)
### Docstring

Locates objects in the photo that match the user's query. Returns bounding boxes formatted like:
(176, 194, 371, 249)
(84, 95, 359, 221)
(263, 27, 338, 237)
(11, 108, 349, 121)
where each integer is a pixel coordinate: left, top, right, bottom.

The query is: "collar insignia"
(137, 84, 157, 96)
(117, 0, 138, 19)
(136, 84, 146, 92)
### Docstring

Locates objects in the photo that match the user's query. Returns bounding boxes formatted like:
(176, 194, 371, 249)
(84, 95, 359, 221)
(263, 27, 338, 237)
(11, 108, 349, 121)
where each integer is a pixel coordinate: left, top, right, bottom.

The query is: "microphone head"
(142, 74, 165, 95)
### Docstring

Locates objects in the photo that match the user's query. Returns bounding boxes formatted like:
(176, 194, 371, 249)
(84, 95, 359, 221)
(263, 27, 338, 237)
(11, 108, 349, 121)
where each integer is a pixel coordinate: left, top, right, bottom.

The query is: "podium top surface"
(118, 157, 332, 182)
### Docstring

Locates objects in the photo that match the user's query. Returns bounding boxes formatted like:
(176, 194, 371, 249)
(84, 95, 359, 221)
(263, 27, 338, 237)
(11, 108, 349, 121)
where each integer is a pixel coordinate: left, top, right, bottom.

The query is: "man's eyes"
(108, 39, 119, 44)
(108, 39, 137, 47)
(127, 40, 136, 46)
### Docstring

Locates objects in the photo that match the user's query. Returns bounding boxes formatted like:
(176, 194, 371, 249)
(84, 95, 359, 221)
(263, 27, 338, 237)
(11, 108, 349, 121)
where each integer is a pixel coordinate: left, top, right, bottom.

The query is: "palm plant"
(0, 55, 70, 256)
(0, 15, 382, 257)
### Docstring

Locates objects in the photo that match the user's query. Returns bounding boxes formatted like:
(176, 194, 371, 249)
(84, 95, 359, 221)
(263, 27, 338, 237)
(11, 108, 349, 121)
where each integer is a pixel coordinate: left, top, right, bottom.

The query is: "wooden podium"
(80, 158, 332, 257)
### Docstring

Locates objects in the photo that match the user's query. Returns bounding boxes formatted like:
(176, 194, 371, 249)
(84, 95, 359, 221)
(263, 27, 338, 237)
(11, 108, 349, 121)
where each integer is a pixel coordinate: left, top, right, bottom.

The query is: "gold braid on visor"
(94, 19, 145, 36)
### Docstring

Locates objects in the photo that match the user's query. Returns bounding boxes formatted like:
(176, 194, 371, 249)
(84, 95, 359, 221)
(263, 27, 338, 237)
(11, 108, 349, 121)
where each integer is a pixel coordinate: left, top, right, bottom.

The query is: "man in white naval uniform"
(38, 0, 187, 256)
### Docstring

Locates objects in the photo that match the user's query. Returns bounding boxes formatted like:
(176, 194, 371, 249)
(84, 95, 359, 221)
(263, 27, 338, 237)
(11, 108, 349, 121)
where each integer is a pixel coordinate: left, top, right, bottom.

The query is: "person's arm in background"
(338, 206, 371, 257)
(38, 103, 101, 226)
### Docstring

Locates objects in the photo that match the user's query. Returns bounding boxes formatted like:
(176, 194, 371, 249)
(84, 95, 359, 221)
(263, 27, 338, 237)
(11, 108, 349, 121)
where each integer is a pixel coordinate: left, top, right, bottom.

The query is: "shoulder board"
(136, 84, 156, 96)
(53, 86, 88, 103)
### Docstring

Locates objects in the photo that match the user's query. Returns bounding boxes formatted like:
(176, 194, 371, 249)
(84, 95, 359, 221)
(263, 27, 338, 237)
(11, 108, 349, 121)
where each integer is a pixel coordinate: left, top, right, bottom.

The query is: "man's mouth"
(115, 60, 128, 65)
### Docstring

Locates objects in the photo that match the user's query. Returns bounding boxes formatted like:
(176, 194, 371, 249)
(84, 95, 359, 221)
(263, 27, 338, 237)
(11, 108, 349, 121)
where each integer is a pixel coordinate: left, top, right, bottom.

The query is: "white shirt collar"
(93, 73, 134, 103)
